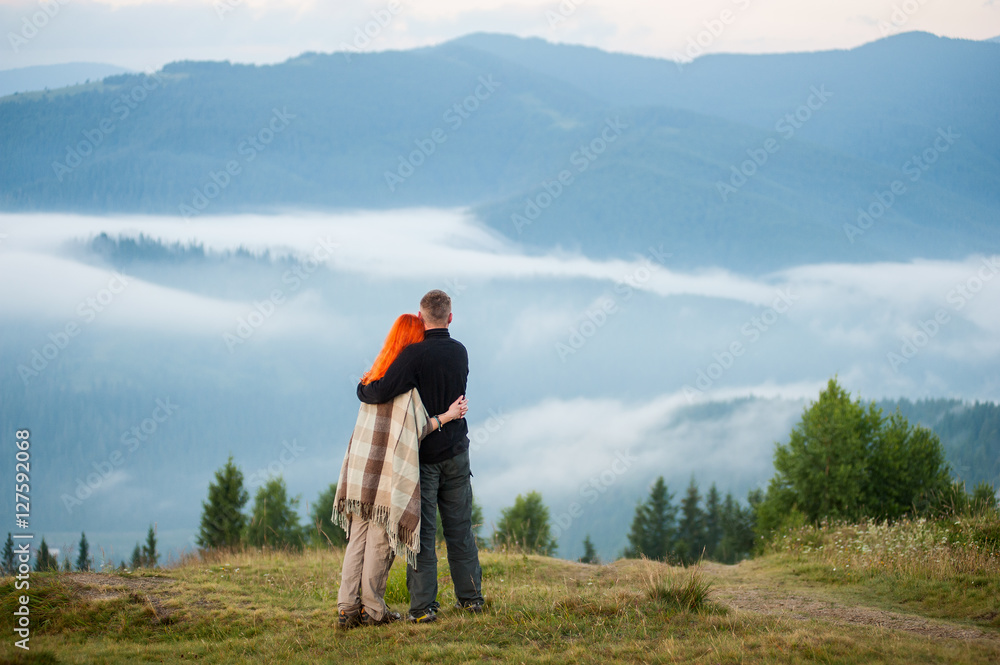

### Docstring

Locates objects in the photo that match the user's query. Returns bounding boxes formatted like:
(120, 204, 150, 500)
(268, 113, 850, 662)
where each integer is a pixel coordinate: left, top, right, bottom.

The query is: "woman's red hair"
(361, 314, 425, 385)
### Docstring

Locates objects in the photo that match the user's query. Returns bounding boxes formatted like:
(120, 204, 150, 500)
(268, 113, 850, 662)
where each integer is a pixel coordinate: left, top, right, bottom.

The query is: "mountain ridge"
(1, 32, 997, 272)
(0, 62, 132, 97)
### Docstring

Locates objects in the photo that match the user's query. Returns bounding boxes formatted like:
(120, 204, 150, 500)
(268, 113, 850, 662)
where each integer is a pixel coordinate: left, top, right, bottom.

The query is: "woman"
(333, 313, 467, 628)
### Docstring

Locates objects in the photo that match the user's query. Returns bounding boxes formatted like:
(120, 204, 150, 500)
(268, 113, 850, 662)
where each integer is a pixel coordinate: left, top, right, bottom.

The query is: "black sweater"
(357, 328, 469, 464)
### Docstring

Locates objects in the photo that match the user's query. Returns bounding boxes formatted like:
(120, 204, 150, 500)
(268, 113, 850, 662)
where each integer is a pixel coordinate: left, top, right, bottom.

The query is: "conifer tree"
(704, 484, 723, 560)
(674, 478, 706, 564)
(35, 538, 57, 572)
(624, 477, 677, 561)
(198, 455, 249, 549)
(716, 491, 757, 563)
(579, 534, 599, 564)
(1, 533, 14, 576)
(76, 532, 91, 571)
(142, 524, 159, 568)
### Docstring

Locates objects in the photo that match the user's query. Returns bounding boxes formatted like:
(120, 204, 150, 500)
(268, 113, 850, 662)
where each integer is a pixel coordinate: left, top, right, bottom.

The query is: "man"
(357, 289, 484, 622)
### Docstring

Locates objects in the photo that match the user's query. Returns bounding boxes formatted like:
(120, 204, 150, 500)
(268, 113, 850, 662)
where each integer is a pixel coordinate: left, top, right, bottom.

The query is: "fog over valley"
(2, 210, 997, 560)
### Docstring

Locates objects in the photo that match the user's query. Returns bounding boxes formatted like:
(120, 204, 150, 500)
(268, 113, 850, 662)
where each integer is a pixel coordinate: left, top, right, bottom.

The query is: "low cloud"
(470, 387, 808, 519)
(3, 210, 999, 403)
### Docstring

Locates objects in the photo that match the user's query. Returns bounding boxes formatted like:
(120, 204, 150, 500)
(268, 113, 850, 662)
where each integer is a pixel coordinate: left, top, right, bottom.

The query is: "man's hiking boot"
(407, 607, 438, 623)
(360, 607, 401, 626)
(455, 600, 485, 614)
(337, 607, 361, 629)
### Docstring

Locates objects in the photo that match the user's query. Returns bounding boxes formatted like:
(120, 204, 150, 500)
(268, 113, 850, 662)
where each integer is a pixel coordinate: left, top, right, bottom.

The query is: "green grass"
(1, 532, 998, 664)
(765, 514, 1000, 629)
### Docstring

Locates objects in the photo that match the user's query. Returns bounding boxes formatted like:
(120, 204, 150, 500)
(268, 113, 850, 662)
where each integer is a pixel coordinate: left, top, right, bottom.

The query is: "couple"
(332, 289, 484, 627)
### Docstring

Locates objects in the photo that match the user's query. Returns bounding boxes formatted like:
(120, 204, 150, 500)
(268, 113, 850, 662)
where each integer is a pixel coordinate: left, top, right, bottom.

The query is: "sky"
(2, 0, 1000, 71)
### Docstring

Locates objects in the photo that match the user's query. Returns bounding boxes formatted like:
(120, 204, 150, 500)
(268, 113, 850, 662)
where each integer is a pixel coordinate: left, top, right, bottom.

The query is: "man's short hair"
(420, 289, 451, 325)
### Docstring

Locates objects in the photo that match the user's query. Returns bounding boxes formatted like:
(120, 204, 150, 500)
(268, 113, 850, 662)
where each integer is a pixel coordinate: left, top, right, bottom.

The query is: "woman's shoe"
(338, 607, 361, 629)
(361, 607, 402, 626)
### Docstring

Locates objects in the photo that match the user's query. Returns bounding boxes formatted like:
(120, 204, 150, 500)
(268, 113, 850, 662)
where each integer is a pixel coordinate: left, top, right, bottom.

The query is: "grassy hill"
(3, 515, 998, 664)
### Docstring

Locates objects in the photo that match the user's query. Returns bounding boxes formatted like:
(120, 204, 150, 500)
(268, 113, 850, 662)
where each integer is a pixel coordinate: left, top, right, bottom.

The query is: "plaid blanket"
(332, 388, 429, 568)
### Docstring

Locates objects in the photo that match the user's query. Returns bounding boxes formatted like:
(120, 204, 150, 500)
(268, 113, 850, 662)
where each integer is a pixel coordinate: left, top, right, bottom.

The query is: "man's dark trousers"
(408, 450, 483, 611)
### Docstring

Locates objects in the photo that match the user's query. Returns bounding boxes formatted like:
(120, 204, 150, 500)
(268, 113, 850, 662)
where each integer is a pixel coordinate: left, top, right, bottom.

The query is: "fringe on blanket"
(332, 499, 420, 570)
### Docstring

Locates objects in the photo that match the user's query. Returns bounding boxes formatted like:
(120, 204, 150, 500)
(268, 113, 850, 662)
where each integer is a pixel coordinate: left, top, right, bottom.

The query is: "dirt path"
(702, 562, 995, 642)
(61, 572, 178, 623)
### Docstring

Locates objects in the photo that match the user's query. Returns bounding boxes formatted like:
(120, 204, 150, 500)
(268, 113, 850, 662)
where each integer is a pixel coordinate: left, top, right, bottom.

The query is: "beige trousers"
(337, 516, 395, 620)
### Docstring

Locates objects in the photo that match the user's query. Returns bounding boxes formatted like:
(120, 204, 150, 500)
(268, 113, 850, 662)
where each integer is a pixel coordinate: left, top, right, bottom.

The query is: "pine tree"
(716, 491, 758, 563)
(1, 533, 14, 576)
(307, 483, 347, 548)
(492, 491, 557, 555)
(704, 484, 722, 560)
(625, 477, 677, 561)
(716, 493, 740, 563)
(76, 532, 91, 572)
(674, 477, 706, 564)
(131, 543, 143, 569)
(579, 534, 599, 564)
(61, 554, 72, 572)
(197, 455, 249, 549)
(35, 538, 56, 572)
(142, 524, 159, 568)
(245, 477, 305, 549)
